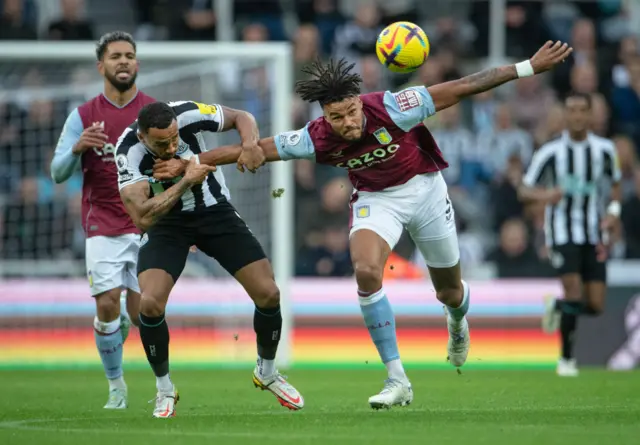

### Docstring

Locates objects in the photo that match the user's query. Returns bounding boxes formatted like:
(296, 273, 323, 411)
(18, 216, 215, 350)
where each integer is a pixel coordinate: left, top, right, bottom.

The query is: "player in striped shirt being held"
(115, 101, 302, 417)
(519, 91, 622, 377)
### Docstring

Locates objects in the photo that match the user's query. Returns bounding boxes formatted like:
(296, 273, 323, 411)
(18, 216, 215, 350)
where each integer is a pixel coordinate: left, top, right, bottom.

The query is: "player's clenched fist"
(152, 157, 188, 180)
(237, 141, 266, 173)
(184, 157, 217, 184)
(530, 40, 573, 74)
(72, 122, 109, 155)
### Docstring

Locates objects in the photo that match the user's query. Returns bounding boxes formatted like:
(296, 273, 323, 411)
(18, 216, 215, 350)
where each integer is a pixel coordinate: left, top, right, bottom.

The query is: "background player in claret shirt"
(50, 31, 155, 410)
(115, 101, 302, 418)
(154, 41, 573, 409)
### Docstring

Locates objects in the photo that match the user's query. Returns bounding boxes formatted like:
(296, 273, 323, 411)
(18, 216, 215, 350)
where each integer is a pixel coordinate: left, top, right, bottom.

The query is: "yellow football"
(375, 21, 430, 74)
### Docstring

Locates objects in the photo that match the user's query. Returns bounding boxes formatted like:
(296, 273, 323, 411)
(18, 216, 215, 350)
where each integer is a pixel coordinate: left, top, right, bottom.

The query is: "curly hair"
(95, 31, 136, 61)
(295, 58, 362, 106)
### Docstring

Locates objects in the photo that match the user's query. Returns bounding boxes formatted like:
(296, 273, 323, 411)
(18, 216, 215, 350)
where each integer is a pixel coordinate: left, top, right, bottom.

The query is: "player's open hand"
(530, 41, 573, 74)
(72, 122, 108, 155)
(153, 158, 190, 180)
(184, 156, 217, 185)
(237, 142, 266, 173)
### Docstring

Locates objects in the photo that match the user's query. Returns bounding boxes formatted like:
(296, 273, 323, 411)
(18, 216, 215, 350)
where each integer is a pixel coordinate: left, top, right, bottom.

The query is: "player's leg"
(194, 204, 303, 410)
(582, 244, 607, 316)
(124, 289, 141, 328)
(123, 233, 143, 328)
(136, 228, 191, 418)
(407, 175, 470, 368)
(350, 195, 412, 409)
(93, 288, 128, 408)
(86, 235, 134, 409)
(544, 244, 583, 376)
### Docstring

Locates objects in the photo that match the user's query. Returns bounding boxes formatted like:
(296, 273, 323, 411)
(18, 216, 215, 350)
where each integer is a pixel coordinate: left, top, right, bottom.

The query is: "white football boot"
(556, 358, 579, 377)
(446, 312, 470, 368)
(103, 387, 127, 409)
(253, 370, 304, 410)
(151, 386, 179, 418)
(368, 379, 413, 410)
(542, 295, 561, 334)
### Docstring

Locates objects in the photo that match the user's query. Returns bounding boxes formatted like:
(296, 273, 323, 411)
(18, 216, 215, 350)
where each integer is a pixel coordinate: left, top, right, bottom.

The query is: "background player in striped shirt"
(50, 31, 155, 409)
(115, 101, 302, 418)
(519, 91, 622, 377)
(154, 41, 573, 408)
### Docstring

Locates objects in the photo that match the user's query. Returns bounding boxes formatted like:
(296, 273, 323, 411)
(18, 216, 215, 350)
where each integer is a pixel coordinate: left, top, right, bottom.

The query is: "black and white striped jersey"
(115, 100, 230, 214)
(522, 131, 621, 246)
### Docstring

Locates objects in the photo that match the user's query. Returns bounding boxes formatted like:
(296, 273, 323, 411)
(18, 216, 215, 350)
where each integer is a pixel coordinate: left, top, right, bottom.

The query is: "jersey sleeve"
(115, 129, 148, 191)
(170, 100, 225, 132)
(382, 86, 436, 132)
(522, 146, 555, 187)
(50, 108, 83, 183)
(602, 142, 622, 183)
(273, 126, 316, 161)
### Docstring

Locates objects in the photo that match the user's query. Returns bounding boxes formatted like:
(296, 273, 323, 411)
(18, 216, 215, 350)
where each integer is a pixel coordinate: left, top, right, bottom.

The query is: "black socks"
(139, 313, 170, 377)
(253, 305, 282, 360)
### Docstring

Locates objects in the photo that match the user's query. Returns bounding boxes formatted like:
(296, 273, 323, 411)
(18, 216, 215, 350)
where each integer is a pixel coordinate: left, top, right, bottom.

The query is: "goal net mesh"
(0, 47, 290, 368)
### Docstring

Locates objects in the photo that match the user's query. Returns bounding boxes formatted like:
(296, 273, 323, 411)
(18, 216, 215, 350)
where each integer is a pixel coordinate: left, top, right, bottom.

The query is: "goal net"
(0, 42, 294, 368)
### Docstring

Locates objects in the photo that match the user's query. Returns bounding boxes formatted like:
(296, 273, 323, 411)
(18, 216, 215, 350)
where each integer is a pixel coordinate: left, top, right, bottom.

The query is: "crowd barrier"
(0, 279, 636, 369)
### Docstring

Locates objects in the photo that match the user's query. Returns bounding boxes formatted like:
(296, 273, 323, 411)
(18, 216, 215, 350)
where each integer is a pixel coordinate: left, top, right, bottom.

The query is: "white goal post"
(0, 41, 295, 368)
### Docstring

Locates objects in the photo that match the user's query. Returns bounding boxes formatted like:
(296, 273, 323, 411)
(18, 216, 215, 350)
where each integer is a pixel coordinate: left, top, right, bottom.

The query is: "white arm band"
(607, 201, 621, 218)
(515, 60, 535, 78)
(194, 154, 200, 164)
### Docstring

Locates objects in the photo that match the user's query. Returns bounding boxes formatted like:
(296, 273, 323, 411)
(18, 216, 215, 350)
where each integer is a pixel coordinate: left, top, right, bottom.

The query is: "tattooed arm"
(428, 66, 518, 112)
(120, 179, 193, 231)
(427, 41, 572, 112)
(120, 158, 215, 231)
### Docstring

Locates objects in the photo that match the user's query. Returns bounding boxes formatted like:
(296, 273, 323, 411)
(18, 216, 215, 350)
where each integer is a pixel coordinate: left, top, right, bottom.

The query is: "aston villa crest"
(373, 128, 392, 145)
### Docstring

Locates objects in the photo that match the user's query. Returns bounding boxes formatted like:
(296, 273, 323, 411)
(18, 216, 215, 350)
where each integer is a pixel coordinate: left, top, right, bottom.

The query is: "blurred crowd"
(1, 0, 640, 279)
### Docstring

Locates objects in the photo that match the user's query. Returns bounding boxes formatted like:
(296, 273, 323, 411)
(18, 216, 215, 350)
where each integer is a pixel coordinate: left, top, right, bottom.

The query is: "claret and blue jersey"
(273, 86, 448, 192)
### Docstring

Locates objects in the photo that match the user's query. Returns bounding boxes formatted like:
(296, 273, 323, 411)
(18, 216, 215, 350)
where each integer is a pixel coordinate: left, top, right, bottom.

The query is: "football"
(375, 21, 430, 74)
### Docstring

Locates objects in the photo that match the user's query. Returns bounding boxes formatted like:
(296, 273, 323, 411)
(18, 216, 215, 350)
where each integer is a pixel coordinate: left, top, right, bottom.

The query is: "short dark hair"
(96, 31, 136, 61)
(295, 58, 362, 106)
(564, 91, 592, 108)
(137, 102, 176, 133)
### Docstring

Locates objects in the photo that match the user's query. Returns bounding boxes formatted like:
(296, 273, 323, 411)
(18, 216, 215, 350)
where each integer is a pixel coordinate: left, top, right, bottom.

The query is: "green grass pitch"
(1, 368, 639, 445)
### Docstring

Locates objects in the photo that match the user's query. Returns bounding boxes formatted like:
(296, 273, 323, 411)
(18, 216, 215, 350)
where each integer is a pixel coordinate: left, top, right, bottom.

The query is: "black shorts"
(548, 243, 606, 283)
(137, 202, 267, 282)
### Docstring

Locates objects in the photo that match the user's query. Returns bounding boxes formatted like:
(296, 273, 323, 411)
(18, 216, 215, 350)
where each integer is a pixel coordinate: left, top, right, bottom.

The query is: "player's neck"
(103, 83, 138, 107)
(568, 130, 588, 142)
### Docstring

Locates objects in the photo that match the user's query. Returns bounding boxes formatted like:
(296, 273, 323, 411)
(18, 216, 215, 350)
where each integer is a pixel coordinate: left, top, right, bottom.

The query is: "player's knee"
(140, 294, 167, 317)
(435, 282, 464, 307)
(252, 282, 280, 308)
(564, 288, 582, 301)
(354, 262, 384, 292)
(94, 290, 121, 322)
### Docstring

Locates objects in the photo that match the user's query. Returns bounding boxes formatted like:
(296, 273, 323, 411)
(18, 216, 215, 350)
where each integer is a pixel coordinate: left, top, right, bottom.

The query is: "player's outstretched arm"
(121, 157, 215, 231)
(427, 41, 573, 112)
(152, 136, 284, 180)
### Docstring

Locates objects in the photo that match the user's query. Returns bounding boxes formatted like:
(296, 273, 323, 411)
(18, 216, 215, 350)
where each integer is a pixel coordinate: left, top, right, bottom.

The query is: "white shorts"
(350, 172, 460, 268)
(85, 234, 141, 296)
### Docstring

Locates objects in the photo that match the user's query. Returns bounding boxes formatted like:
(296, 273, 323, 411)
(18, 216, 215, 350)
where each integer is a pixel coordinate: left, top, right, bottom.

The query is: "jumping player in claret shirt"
(50, 31, 156, 409)
(153, 40, 573, 409)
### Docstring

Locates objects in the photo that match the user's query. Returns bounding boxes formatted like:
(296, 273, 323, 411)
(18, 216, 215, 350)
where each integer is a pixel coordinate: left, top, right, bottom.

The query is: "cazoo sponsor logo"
(336, 144, 399, 170)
